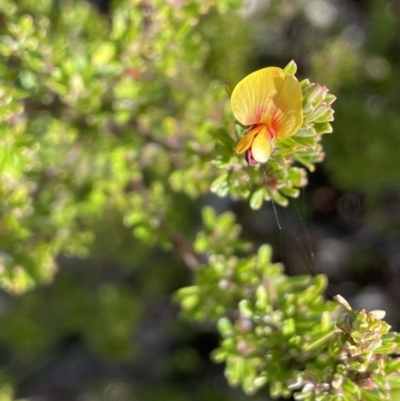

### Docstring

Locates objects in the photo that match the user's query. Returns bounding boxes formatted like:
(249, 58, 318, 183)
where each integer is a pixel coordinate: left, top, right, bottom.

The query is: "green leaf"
(385, 359, 400, 375)
(214, 128, 235, 148)
(294, 155, 316, 171)
(306, 105, 333, 123)
(257, 244, 272, 267)
(360, 390, 384, 401)
(314, 122, 333, 135)
(202, 206, 216, 229)
(255, 285, 269, 309)
(239, 300, 254, 318)
(292, 135, 316, 148)
(218, 317, 234, 337)
(387, 374, 400, 389)
(284, 59, 298, 75)
(211, 348, 227, 364)
(282, 318, 295, 336)
(299, 78, 311, 88)
(324, 93, 337, 104)
(227, 357, 245, 386)
(271, 190, 289, 207)
(225, 82, 235, 97)
(280, 187, 300, 198)
(334, 295, 353, 311)
(211, 173, 229, 196)
(342, 379, 359, 394)
(295, 127, 316, 137)
(250, 187, 266, 210)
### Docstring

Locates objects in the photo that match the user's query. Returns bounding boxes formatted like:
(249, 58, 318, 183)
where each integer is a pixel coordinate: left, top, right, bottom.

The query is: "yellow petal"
(231, 67, 285, 126)
(231, 67, 303, 139)
(251, 127, 275, 164)
(269, 74, 303, 139)
(234, 126, 262, 154)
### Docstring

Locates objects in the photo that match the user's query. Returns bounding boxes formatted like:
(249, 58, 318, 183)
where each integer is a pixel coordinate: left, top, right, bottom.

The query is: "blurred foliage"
(310, 0, 400, 193)
(0, 0, 249, 293)
(0, 0, 400, 400)
(177, 208, 400, 400)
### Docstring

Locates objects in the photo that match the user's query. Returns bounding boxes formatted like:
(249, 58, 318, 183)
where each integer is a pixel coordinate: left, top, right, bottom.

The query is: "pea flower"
(231, 67, 303, 165)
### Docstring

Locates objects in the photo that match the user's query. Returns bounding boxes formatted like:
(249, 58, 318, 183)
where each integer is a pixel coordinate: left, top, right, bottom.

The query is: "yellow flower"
(231, 67, 303, 165)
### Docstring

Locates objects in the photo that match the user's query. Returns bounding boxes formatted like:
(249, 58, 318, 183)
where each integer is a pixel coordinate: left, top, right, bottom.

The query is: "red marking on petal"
(252, 109, 263, 123)
(270, 110, 281, 137)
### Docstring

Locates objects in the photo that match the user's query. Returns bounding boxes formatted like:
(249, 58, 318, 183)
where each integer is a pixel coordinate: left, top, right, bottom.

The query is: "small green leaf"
(342, 378, 359, 394)
(255, 285, 269, 309)
(299, 78, 311, 88)
(227, 357, 245, 385)
(239, 300, 254, 318)
(325, 93, 337, 104)
(282, 318, 295, 336)
(343, 390, 360, 401)
(292, 135, 316, 148)
(387, 374, 400, 389)
(334, 295, 353, 311)
(250, 187, 266, 210)
(270, 380, 284, 398)
(218, 317, 234, 337)
(271, 190, 289, 206)
(235, 120, 251, 129)
(294, 127, 316, 138)
(385, 359, 400, 375)
(284, 59, 298, 75)
(202, 206, 216, 229)
(303, 84, 327, 106)
(225, 82, 235, 97)
(214, 128, 235, 148)
(257, 244, 272, 265)
(253, 374, 268, 389)
(280, 187, 300, 198)
(314, 122, 333, 135)
(211, 173, 229, 196)
(294, 155, 316, 171)
(360, 390, 384, 401)
(306, 105, 333, 123)
(211, 348, 227, 364)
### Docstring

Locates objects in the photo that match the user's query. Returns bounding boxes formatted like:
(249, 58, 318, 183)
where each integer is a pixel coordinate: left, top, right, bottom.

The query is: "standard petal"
(234, 126, 262, 154)
(231, 67, 286, 126)
(251, 127, 275, 164)
(269, 74, 303, 139)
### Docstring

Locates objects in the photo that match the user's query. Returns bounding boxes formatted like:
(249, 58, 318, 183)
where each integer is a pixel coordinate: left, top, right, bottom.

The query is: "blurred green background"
(1, 0, 400, 400)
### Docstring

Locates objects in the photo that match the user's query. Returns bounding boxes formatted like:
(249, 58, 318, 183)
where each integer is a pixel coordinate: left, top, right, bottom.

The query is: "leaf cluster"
(176, 207, 400, 400)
